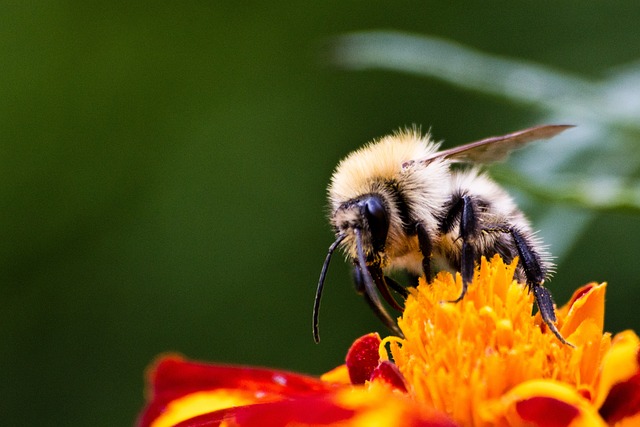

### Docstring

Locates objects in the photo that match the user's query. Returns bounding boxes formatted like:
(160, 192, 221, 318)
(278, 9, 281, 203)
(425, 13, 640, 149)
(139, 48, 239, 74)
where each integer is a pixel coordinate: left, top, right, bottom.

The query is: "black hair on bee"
(313, 124, 574, 347)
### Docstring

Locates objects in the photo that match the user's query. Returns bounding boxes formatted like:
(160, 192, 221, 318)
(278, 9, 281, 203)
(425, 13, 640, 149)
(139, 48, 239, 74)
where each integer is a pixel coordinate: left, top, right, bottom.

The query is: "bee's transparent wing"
(404, 124, 574, 167)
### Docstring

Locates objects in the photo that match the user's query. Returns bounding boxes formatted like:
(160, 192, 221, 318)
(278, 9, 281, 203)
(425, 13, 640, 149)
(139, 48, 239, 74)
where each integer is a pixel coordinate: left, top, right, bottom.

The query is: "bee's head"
(331, 194, 390, 258)
(313, 194, 390, 343)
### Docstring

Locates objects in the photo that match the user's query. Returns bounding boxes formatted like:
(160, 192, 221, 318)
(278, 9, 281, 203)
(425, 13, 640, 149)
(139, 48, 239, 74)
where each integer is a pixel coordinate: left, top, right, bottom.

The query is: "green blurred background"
(3, 2, 640, 426)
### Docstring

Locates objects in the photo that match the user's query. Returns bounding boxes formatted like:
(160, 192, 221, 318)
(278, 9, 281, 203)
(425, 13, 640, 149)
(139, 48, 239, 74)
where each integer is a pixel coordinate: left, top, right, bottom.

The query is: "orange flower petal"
(560, 283, 606, 339)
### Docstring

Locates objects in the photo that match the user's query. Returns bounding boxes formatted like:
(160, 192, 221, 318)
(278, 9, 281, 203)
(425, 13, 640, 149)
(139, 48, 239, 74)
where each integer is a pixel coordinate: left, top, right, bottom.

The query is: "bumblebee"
(313, 125, 573, 346)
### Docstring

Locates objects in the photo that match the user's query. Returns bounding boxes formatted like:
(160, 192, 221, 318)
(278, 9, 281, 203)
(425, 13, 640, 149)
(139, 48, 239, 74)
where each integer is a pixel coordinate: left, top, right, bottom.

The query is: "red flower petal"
(370, 360, 408, 392)
(138, 355, 458, 427)
(174, 396, 355, 427)
(172, 388, 459, 427)
(138, 355, 336, 427)
(516, 396, 580, 427)
(493, 380, 606, 427)
(345, 333, 381, 385)
(599, 372, 640, 423)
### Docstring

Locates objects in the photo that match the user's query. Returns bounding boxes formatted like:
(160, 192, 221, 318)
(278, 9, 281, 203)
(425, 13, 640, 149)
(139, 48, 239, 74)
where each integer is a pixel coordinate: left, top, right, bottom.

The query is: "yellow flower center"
(388, 255, 610, 426)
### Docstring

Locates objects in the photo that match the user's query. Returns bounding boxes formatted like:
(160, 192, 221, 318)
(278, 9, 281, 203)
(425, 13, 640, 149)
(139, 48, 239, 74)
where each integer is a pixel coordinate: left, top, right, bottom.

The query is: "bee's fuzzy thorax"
(328, 129, 438, 201)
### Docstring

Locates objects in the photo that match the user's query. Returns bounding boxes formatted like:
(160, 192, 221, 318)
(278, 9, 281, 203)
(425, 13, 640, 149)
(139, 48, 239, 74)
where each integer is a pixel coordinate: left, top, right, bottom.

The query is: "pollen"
(390, 255, 612, 426)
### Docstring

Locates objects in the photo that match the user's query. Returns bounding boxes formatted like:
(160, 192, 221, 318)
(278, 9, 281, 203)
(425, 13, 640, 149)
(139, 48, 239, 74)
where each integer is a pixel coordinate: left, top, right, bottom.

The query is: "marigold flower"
(387, 255, 640, 426)
(137, 256, 640, 427)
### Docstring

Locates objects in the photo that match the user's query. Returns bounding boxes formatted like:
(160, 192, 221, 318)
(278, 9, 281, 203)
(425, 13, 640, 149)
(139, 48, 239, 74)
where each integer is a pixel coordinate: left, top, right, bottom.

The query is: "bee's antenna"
(313, 234, 346, 343)
(353, 228, 402, 337)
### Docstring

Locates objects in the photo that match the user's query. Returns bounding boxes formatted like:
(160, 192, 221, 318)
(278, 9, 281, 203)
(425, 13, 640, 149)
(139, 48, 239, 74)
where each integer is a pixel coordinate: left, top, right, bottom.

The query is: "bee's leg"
(353, 265, 402, 307)
(442, 195, 478, 302)
(352, 265, 404, 336)
(362, 291, 404, 337)
(507, 227, 574, 347)
(383, 275, 409, 299)
(416, 223, 433, 281)
(407, 274, 420, 288)
(440, 194, 572, 347)
(370, 265, 404, 312)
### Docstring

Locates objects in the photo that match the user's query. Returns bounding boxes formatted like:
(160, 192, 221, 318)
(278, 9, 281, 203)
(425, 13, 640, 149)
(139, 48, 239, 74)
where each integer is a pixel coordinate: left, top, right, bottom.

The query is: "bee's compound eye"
(364, 196, 389, 251)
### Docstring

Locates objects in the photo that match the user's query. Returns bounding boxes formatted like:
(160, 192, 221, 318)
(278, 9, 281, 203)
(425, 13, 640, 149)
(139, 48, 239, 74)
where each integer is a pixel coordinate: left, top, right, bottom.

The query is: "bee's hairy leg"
(508, 227, 574, 347)
(439, 194, 478, 303)
(416, 223, 433, 281)
(509, 228, 545, 287)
